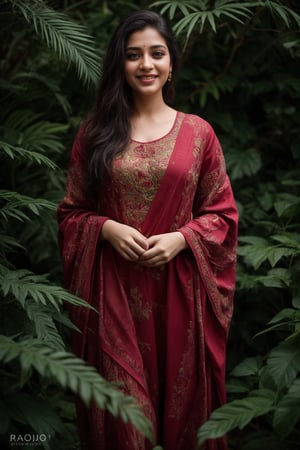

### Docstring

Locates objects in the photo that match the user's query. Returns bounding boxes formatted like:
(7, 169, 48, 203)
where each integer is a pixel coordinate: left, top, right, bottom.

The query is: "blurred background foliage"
(0, 0, 300, 449)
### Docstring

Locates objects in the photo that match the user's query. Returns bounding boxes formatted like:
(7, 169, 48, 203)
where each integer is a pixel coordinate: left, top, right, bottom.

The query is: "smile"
(137, 75, 158, 80)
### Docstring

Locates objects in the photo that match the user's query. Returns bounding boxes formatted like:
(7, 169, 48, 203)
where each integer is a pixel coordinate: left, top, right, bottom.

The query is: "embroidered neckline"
(130, 111, 180, 144)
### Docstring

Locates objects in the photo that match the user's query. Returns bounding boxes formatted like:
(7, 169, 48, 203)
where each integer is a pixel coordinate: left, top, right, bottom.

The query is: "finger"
(134, 234, 149, 251)
(123, 247, 141, 261)
(129, 242, 146, 257)
(140, 257, 165, 267)
(139, 247, 159, 261)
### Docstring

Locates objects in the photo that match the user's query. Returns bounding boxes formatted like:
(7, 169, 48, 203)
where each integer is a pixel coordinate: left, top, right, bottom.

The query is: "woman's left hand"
(139, 232, 187, 267)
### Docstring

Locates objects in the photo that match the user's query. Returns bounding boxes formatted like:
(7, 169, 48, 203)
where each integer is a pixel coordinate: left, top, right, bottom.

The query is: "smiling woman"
(125, 28, 172, 94)
(57, 9, 238, 450)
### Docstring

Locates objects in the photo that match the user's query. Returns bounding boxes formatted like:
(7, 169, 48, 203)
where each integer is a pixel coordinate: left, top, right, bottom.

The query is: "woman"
(57, 9, 238, 450)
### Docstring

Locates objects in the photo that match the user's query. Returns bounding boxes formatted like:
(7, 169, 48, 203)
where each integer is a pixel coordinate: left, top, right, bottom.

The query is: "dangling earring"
(168, 70, 172, 82)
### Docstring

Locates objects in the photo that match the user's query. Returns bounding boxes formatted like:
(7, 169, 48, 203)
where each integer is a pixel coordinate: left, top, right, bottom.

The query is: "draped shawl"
(57, 112, 238, 450)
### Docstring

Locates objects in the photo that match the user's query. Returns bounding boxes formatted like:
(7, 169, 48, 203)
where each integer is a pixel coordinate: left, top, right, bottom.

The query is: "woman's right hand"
(101, 220, 149, 261)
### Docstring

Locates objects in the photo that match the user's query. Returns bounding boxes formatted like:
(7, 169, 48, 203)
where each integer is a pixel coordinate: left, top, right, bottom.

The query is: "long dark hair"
(84, 10, 181, 190)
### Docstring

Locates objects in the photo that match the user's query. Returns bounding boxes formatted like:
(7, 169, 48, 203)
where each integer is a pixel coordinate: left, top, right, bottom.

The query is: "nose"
(140, 54, 153, 70)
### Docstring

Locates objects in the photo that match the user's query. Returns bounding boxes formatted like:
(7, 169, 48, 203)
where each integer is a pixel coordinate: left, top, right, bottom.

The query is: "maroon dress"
(57, 112, 238, 449)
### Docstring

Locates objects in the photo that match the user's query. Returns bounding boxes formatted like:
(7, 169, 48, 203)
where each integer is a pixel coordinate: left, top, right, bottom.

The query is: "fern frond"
(2, 392, 66, 438)
(0, 264, 96, 312)
(0, 337, 155, 443)
(0, 141, 57, 168)
(13, 71, 72, 115)
(261, 0, 300, 28)
(24, 300, 65, 351)
(172, 1, 251, 38)
(6, 0, 100, 86)
(0, 233, 24, 252)
(0, 190, 56, 222)
(198, 389, 275, 445)
(150, 0, 198, 19)
(3, 110, 67, 154)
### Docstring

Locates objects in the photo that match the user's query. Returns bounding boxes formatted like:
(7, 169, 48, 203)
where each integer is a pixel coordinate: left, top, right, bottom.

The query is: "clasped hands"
(101, 220, 187, 267)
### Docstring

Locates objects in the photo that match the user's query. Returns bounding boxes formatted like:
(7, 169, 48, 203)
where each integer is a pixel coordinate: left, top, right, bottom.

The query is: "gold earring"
(168, 70, 172, 82)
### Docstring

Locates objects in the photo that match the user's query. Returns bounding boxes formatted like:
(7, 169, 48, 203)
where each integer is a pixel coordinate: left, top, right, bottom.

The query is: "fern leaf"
(0, 337, 155, 443)
(14, 71, 72, 115)
(3, 392, 66, 438)
(0, 233, 24, 252)
(150, 1, 198, 19)
(3, 110, 67, 154)
(173, 0, 251, 39)
(273, 378, 300, 437)
(24, 300, 65, 351)
(198, 389, 275, 445)
(7, 0, 100, 86)
(0, 190, 56, 223)
(0, 264, 96, 312)
(262, 0, 300, 28)
(0, 140, 57, 168)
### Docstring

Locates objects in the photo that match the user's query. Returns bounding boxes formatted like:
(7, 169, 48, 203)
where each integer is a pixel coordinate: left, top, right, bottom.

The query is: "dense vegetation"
(1, 1, 299, 449)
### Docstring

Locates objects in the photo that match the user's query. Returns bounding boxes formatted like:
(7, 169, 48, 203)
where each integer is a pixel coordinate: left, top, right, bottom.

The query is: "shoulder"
(178, 113, 218, 147)
(180, 113, 215, 137)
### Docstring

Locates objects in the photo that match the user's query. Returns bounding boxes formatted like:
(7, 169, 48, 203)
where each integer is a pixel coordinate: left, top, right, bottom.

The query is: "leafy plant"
(0, 1, 154, 448)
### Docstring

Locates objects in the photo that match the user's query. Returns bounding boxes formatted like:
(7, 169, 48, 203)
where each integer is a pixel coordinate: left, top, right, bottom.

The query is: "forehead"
(126, 27, 167, 48)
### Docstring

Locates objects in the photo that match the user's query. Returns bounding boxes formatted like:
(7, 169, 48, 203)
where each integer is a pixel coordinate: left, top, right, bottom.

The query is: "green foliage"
(1, 0, 300, 448)
(4, 0, 100, 86)
(0, 1, 154, 448)
(154, 0, 300, 448)
(198, 389, 275, 445)
(0, 337, 154, 442)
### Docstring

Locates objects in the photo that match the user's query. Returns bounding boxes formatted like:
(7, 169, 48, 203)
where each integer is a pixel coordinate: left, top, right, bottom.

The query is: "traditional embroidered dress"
(57, 112, 238, 450)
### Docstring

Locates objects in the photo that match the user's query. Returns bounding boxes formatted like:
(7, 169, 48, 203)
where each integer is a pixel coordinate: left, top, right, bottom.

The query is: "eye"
(152, 51, 165, 59)
(126, 53, 140, 61)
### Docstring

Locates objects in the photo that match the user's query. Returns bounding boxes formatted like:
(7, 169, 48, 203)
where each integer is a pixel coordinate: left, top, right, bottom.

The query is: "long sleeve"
(179, 123, 238, 331)
(57, 127, 108, 291)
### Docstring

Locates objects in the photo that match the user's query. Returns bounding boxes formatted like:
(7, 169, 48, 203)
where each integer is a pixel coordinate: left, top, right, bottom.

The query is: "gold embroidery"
(129, 287, 152, 320)
(169, 321, 195, 420)
(109, 113, 185, 230)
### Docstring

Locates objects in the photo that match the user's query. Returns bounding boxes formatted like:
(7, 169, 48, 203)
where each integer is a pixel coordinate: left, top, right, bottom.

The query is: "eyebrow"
(126, 44, 167, 50)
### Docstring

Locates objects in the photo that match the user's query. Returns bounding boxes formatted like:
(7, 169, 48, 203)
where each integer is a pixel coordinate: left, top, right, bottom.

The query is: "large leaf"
(0, 264, 95, 311)
(23, 300, 65, 351)
(6, 0, 100, 86)
(0, 141, 57, 168)
(273, 378, 300, 437)
(2, 392, 66, 439)
(198, 389, 275, 445)
(0, 337, 154, 443)
(0, 190, 56, 222)
(231, 357, 263, 377)
(267, 338, 300, 389)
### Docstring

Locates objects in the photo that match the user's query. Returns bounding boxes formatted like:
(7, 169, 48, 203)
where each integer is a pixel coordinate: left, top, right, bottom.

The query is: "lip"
(136, 75, 158, 84)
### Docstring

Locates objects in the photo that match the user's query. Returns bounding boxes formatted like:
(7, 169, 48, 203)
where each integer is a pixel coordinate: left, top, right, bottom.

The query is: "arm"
(57, 126, 109, 288)
(178, 126, 238, 271)
(57, 127, 149, 283)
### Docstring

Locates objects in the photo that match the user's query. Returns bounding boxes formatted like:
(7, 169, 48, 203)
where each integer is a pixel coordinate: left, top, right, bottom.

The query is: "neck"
(131, 93, 169, 118)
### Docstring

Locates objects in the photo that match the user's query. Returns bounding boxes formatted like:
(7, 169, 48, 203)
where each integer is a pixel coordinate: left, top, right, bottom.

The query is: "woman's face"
(124, 27, 172, 99)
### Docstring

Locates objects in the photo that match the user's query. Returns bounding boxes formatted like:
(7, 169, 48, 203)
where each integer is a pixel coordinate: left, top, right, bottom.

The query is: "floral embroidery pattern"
(109, 113, 185, 230)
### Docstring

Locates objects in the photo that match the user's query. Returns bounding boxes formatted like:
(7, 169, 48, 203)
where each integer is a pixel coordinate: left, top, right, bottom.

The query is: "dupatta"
(57, 114, 238, 450)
